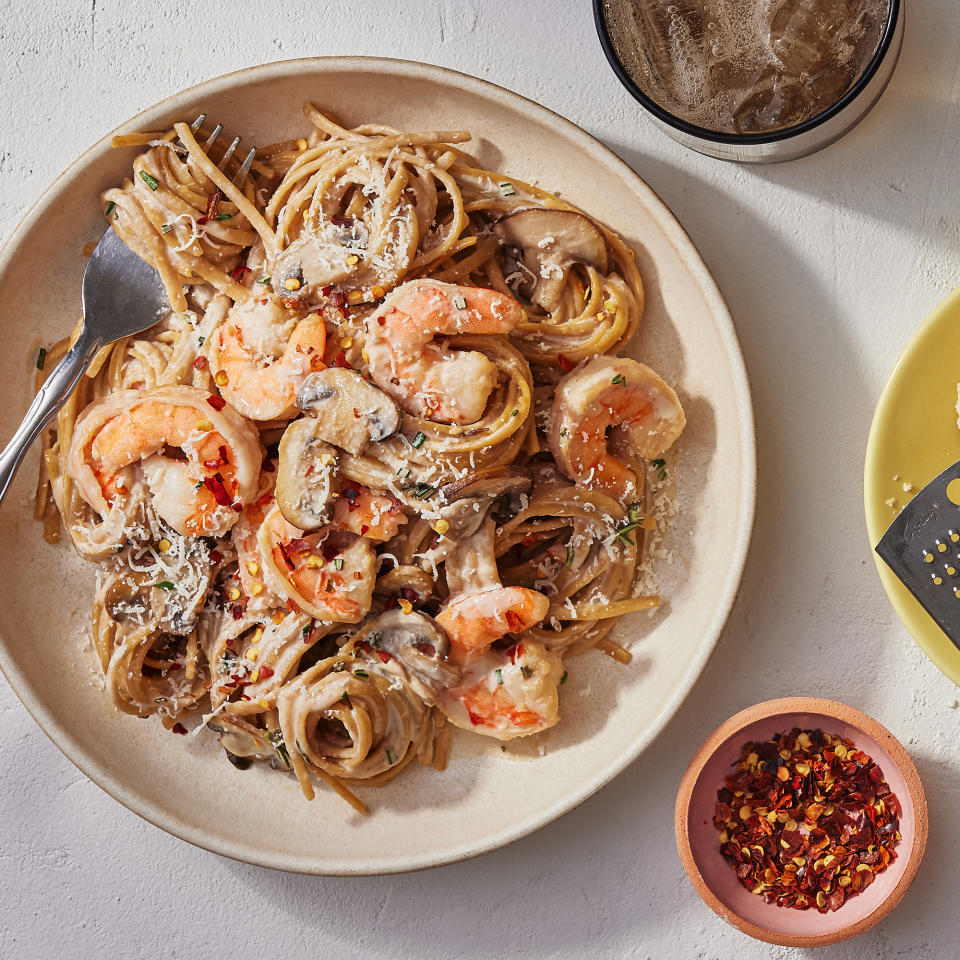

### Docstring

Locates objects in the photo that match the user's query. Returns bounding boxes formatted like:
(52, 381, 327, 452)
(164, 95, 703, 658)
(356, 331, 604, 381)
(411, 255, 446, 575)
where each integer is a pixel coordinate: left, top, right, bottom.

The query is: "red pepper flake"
(321, 285, 333, 297)
(320, 542, 340, 562)
(353, 407, 361, 419)
(206, 393, 226, 411)
(199, 190, 221, 224)
(193, 356, 209, 371)
(505, 611, 525, 634)
(285, 599, 301, 614)
(257, 666, 275, 680)
(334, 350, 353, 370)
(203, 475, 232, 507)
(376, 649, 392, 663)
(171, 723, 188, 735)
(557, 352, 575, 372)
(360, 524, 370, 535)
(467, 708, 484, 726)
(218, 444, 229, 463)
(285, 538, 313, 555)
(231, 264, 251, 282)
(521, 533, 538, 547)
(304, 464, 314, 477)
(231, 604, 244, 620)
(329, 290, 348, 309)
(276, 542, 296, 571)
(203, 457, 221, 470)
(210, 549, 223, 563)
(231, 503, 243, 513)
(714, 728, 902, 914)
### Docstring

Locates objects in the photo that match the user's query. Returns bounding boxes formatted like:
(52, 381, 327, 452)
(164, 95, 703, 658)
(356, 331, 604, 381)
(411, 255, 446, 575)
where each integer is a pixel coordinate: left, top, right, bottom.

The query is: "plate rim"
(0, 55, 757, 874)
(864, 283, 960, 685)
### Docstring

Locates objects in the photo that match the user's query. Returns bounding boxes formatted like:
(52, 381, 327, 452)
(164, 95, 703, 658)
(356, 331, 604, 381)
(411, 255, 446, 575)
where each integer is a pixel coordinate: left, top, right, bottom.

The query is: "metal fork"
(0, 116, 256, 505)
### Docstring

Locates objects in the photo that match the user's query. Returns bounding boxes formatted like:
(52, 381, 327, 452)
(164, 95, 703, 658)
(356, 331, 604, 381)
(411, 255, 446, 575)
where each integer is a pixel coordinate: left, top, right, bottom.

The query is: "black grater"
(875, 458, 960, 649)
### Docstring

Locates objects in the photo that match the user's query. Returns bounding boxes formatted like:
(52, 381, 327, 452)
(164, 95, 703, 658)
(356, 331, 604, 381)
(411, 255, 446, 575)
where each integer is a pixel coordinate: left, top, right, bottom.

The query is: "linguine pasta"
(34, 105, 684, 813)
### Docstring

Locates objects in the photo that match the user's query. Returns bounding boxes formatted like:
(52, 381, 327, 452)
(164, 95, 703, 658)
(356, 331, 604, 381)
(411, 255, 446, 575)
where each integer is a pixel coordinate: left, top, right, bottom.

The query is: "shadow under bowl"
(675, 697, 927, 946)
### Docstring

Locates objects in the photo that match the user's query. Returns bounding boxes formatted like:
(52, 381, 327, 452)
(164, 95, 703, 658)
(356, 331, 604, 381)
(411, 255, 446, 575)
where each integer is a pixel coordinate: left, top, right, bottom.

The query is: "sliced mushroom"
(103, 570, 155, 623)
(493, 207, 610, 312)
(439, 465, 533, 504)
(438, 466, 533, 537)
(208, 717, 290, 771)
(353, 609, 458, 705)
(276, 419, 338, 530)
(297, 369, 401, 455)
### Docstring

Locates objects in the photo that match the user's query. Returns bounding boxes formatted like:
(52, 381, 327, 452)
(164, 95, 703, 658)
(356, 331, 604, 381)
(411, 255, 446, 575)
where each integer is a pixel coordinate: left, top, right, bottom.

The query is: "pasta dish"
(33, 105, 685, 813)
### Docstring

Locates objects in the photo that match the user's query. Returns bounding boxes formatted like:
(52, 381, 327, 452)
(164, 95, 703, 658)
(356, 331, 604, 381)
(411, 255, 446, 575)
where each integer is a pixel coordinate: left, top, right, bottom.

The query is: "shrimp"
(256, 504, 376, 622)
(68, 385, 263, 537)
(439, 639, 562, 740)
(549, 356, 685, 503)
(334, 484, 407, 542)
(437, 587, 550, 668)
(208, 294, 327, 420)
(364, 279, 523, 424)
(437, 519, 549, 667)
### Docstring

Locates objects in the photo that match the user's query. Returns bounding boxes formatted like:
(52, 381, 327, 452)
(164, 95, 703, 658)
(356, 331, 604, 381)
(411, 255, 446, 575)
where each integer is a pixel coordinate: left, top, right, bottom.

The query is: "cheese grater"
(875, 458, 960, 648)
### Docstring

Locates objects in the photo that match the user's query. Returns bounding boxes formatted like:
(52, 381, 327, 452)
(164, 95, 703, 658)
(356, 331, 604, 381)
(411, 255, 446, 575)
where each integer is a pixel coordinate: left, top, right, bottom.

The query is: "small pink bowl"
(675, 698, 928, 947)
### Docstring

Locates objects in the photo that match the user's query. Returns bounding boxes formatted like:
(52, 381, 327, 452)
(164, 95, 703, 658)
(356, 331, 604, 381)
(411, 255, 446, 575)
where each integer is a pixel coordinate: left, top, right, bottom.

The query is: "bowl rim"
(592, 0, 902, 147)
(0, 55, 757, 874)
(674, 696, 928, 946)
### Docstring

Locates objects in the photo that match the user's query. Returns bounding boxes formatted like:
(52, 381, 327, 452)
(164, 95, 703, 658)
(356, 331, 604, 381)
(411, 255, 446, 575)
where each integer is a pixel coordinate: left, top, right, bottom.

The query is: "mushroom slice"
(493, 207, 610, 312)
(297, 369, 401, 455)
(276, 419, 338, 530)
(353, 609, 458, 705)
(439, 465, 533, 504)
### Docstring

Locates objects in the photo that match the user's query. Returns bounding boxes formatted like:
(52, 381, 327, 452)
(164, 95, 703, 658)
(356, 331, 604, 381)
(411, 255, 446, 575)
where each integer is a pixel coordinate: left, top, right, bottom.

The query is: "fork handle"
(0, 330, 102, 506)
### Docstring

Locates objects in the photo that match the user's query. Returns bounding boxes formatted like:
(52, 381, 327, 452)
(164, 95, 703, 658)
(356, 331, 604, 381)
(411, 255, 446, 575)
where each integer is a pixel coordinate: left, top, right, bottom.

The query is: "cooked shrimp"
(364, 279, 523, 424)
(438, 587, 550, 669)
(208, 294, 327, 420)
(68, 385, 263, 537)
(549, 356, 685, 503)
(334, 484, 407, 542)
(436, 518, 549, 667)
(439, 639, 562, 740)
(257, 504, 376, 622)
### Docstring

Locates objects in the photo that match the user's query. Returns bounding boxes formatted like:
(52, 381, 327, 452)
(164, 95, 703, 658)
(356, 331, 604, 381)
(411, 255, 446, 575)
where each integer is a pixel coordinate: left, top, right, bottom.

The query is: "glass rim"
(592, 0, 902, 146)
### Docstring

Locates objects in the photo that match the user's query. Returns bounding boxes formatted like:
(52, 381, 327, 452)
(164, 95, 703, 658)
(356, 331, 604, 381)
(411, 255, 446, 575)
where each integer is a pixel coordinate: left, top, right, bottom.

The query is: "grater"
(875, 458, 960, 648)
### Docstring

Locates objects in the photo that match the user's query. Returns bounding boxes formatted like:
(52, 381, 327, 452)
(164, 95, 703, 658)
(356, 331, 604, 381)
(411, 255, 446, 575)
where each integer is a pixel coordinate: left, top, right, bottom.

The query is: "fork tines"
(179, 114, 256, 187)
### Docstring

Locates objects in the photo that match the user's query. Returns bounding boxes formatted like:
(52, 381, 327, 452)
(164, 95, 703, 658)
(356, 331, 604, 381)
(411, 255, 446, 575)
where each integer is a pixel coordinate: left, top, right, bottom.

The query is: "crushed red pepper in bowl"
(714, 728, 901, 914)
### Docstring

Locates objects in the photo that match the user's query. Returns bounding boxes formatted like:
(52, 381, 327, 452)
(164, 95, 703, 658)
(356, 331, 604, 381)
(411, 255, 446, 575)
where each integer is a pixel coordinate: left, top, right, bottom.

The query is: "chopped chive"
(560, 670, 568, 684)
(269, 732, 291, 768)
(651, 458, 666, 470)
(658, 468, 667, 481)
(611, 373, 625, 386)
(353, 669, 369, 678)
(499, 182, 516, 197)
(139, 170, 160, 190)
(35, 347, 46, 370)
(411, 431, 426, 449)
(397, 466, 411, 479)
(194, 480, 204, 490)
(495, 668, 504, 685)
(369, 631, 382, 648)
(565, 545, 574, 567)
(256, 275, 271, 284)
(627, 502, 644, 523)
(197, 336, 205, 346)
(160, 222, 173, 234)
(154, 697, 168, 703)
(215, 213, 233, 221)
(560, 427, 568, 437)
(511, 409, 519, 417)
(302, 623, 311, 636)
(386, 748, 395, 764)
(342, 692, 351, 706)
(104, 200, 116, 219)
(452, 295, 467, 310)
(414, 483, 433, 500)
(334, 558, 344, 570)
(155, 581, 175, 590)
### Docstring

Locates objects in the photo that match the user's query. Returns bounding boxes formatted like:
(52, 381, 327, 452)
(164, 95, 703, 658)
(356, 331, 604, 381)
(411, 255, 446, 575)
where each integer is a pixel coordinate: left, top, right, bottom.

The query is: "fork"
(0, 116, 256, 506)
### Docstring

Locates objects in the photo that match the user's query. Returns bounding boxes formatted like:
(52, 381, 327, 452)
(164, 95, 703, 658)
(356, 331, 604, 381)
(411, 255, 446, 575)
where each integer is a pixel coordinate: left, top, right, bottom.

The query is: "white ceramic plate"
(0, 58, 755, 874)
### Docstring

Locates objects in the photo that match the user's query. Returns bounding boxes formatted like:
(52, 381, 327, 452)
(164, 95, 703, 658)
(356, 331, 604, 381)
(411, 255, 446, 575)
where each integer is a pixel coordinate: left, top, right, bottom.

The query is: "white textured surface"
(0, 1, 956, 958)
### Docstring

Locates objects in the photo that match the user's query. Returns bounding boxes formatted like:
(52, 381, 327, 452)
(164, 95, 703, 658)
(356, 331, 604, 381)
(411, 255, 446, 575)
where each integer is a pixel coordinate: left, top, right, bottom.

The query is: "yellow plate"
(865, 284, 960, 684)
